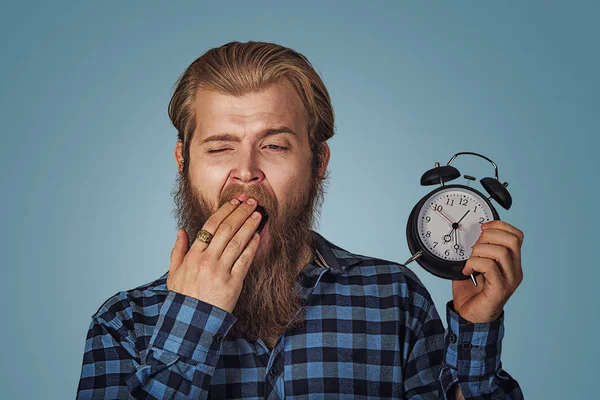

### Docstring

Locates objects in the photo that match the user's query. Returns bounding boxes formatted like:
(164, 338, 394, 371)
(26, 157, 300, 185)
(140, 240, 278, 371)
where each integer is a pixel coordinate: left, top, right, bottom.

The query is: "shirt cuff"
(149, 291, 237, 362)
(444, 300, 504, 377)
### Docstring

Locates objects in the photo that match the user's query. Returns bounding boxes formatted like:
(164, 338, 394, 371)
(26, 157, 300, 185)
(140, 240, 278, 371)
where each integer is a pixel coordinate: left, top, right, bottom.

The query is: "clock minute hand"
(456, 209, 470, 225)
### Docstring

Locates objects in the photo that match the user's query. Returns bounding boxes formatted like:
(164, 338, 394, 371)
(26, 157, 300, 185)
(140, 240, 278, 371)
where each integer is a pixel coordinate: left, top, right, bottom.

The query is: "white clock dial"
(417, 187, 494, 261)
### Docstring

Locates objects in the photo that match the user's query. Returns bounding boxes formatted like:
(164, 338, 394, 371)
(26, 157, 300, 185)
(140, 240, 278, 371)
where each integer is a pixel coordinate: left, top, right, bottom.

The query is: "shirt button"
(269, 367, 279, 377)
(215, 334, 224, 344)
(461, 342, 472, 351)
(448, 333, 457, 344)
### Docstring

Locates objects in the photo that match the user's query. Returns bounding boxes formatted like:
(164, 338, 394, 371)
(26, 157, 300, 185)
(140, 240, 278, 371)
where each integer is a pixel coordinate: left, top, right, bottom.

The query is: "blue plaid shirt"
(77, 231, 523, 399)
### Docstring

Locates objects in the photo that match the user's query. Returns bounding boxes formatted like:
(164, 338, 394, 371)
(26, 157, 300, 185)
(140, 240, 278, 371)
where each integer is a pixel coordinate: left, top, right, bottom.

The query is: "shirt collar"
(311, 230, 361, 275)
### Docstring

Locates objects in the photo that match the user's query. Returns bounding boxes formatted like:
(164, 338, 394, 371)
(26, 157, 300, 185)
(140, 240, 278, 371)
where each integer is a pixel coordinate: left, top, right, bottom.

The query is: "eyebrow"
(199, 126, 299, 145)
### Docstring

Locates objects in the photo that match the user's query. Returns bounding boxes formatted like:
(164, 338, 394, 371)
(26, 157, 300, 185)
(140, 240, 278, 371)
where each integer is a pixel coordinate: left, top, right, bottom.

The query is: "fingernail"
(247, 198, 256, 205)
(230, 198, 240, 205)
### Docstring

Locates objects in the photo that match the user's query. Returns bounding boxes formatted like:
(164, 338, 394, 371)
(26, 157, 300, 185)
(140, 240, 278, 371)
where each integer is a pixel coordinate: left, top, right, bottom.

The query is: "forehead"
(193, 80, 308, 141)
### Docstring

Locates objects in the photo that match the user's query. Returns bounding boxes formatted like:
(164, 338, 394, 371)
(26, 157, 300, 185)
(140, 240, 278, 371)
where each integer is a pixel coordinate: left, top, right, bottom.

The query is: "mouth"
(232, 195, 269, 233)
(254, 205, 269, 233)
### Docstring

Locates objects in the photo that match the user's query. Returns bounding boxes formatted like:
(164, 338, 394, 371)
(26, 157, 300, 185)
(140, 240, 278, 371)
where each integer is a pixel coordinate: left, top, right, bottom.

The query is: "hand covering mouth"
(230, 195, 269, 233)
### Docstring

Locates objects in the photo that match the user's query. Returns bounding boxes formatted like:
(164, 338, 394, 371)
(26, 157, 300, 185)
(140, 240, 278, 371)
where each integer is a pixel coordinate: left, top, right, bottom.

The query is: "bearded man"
(77, 41, 524, 399)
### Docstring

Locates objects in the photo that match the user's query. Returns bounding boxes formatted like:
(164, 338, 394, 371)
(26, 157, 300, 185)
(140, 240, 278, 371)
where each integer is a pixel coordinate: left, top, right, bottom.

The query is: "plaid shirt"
(77, 231, 523, 399)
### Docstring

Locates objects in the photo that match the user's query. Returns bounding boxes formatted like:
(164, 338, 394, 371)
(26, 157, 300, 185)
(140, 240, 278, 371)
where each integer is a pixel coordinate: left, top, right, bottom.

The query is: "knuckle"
(219, 222, 234, 236)
(203, 216, 219, 232)
(237, 254, 250, 265)
(229, 236, 243, 250)
(510, 235, 521, 248)
(198, 257, 213, 270)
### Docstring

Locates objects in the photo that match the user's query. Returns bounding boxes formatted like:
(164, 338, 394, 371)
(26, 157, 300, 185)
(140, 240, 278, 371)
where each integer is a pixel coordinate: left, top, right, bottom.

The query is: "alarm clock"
(404, 152, 512, 286)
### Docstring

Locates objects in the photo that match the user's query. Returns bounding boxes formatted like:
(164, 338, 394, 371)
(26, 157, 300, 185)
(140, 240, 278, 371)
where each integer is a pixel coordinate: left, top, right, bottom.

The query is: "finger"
(170, 229, 188, 272)
(482, 220, 524, 245)
(230, 232, 260, 281)
(462, 256, 507, 299)
(206, 198, 258, 258)
(471, 242, 517, 287)
(477, 228, 522, 260)
(475, 227, 523, 286)
(220, 210, 263, 267)
(188, 198, 243, 254)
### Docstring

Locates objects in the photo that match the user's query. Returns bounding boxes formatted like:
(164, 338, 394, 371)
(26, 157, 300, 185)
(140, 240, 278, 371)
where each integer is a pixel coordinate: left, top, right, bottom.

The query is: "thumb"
(170, 229, 188, 271)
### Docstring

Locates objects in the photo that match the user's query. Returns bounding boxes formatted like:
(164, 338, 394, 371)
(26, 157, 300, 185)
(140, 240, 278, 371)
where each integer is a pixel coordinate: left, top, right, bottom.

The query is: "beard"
(172, 169, 325, 342)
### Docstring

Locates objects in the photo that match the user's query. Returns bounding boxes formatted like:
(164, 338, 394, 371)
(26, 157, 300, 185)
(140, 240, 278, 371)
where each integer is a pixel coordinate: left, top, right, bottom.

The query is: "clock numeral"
(445, 249, 450, 256)
(433, 241, 439, 248)
(460, 249, 465, 256)
(446, 198, 454, 206)
(479, 217, 485, 224)
(474, 206, 478, 213)
(433, 204, 443, 212)
(459, 198, 468, 206)
(425, 216, 431, 223)
(425, 231, 431, 238)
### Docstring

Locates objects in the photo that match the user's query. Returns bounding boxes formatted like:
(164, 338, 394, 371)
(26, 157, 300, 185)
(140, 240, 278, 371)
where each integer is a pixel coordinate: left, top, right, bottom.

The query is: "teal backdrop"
(1, 1, 597, 398)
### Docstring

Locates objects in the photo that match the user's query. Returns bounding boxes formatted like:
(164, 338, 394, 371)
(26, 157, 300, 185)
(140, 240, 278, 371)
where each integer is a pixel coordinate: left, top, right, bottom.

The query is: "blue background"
(1, 1, 597, 398)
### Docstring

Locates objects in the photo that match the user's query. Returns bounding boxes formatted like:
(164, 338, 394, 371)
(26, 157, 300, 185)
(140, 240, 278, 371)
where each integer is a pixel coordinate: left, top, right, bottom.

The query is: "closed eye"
(264, 145, 288, 151)
(207, 145, 288, 154)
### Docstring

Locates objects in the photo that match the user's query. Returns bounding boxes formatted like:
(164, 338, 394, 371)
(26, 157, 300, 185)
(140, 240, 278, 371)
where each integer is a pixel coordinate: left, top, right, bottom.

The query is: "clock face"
(417, 187, 494, 262)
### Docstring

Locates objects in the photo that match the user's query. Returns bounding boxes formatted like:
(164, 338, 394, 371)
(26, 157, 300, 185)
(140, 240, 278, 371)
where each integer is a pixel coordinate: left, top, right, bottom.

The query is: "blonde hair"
(168, 41, 334, 176)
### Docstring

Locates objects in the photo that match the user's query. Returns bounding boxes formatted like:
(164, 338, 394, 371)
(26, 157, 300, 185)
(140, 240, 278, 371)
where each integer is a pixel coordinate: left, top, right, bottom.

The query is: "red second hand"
(436, 210, 463, 231)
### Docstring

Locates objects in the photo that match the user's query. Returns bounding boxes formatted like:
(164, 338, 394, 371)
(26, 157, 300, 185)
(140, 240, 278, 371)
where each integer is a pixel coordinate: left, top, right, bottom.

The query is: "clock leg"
(470, 273, 478, 287)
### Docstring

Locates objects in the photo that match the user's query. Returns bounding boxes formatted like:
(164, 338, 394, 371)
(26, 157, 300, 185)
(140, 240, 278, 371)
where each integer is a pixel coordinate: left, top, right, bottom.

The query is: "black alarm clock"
(404, 152, 512, 286)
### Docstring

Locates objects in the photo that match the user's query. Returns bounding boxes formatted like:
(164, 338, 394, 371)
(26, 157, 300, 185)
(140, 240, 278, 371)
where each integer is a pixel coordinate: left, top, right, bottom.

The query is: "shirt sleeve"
(403, 297, 523, 399)
(76, 291, 236, 400)
(439, 300, 524, 399)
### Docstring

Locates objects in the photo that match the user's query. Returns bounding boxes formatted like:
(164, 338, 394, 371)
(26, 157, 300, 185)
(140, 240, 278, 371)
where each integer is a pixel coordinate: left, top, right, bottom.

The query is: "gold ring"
(196, 229, 214, 244)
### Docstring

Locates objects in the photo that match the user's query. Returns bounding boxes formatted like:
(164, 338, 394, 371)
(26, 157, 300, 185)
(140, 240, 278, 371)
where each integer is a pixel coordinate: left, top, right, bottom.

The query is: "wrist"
(452, 301, 503, 324)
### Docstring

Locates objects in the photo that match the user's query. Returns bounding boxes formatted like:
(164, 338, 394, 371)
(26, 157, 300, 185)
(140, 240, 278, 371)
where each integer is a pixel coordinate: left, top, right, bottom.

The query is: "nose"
(230, 148, 265, 184)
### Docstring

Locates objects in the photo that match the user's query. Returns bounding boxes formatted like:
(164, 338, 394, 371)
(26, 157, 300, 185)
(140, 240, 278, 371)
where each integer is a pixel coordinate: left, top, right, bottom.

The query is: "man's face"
(173, 79, 330, 341)
(179, 80, 315, 257)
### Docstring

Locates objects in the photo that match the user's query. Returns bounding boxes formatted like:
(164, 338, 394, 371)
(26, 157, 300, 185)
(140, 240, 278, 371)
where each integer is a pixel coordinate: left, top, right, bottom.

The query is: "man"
(77, 41, 524, 399)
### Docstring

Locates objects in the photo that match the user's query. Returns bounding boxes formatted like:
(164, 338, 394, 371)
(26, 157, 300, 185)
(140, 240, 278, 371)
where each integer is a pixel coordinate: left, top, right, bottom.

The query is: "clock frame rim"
(406, 183, 500, 280)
